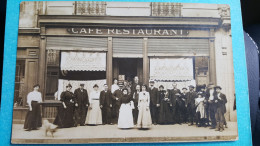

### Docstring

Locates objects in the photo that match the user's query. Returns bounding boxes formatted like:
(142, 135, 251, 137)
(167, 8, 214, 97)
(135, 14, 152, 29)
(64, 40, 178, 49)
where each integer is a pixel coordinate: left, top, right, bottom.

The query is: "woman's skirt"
(53, 102, 75, 128)
(24, 101, 42, 130)
(137, 102, 152, 128)
(85, 100, 102, 125)
(118, 103, 134, 128)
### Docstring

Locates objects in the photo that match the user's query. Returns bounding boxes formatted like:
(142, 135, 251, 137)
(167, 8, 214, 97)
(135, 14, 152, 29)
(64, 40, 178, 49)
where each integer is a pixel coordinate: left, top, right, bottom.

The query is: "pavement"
(11, 122, 238, 144)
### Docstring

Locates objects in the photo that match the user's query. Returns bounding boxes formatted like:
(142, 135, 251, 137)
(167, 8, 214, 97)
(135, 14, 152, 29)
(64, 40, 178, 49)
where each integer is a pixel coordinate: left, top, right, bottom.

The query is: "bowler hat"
(214, 86, 222, 90)
(188, 85, 195, 88)
(159, 85, 164, 89)
(182, 87, 188, 90)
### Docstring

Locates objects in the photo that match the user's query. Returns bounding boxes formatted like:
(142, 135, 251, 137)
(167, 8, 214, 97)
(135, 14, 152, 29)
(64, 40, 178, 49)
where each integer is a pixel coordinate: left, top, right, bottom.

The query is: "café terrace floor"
(12, 122, 238, 144)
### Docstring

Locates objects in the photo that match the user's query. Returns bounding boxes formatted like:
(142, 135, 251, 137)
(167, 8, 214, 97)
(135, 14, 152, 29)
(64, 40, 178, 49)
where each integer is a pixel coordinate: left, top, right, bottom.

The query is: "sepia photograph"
(11, 1, 237, 144)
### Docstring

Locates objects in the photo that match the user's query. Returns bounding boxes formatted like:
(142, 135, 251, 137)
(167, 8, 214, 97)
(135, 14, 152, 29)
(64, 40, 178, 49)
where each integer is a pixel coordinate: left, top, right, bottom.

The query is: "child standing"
(195, 92, 207, 127)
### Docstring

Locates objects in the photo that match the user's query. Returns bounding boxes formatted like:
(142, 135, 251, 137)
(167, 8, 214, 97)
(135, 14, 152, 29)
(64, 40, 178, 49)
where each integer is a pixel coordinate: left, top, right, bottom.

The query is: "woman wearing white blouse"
(111, 78, 119, 93)
(137, 85, 152, 129)
(24, 84, 42, 131)
(85, 84, 102, 125)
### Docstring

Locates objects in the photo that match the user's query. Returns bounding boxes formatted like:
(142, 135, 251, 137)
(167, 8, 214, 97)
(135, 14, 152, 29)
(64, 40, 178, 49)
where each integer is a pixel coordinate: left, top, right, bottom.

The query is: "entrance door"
(113, 58, 143, 82)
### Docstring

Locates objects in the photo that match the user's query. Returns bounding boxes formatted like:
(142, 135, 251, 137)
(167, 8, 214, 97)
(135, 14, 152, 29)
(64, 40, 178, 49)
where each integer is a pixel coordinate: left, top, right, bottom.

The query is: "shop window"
(195, 56, 209, 85)
(13, 60, 25, 107)
(45, 50, 60, 100)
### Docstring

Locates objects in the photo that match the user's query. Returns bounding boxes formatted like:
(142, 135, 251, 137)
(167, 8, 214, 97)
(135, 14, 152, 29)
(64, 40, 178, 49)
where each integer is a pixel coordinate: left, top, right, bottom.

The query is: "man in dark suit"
(112, 82, 124, 124)
(74, 83, 89, 126)
(186, 85, 197, 126)
(148, 79, 159, 125)
(181, 87, 188, 123)
(214, 86, 227, 132)
(131, 76, 142, 95)
(100, 84, 113, 125)
(168, 83, 181, 124)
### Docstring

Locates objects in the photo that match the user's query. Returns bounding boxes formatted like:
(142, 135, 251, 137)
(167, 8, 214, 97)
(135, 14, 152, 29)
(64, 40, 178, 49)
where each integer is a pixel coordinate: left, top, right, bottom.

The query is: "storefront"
(35, 15, 220, 101)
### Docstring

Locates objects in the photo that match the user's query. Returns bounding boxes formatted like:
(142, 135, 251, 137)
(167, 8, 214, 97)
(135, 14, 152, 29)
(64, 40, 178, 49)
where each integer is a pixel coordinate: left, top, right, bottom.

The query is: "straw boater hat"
(149, 79, 155, 83)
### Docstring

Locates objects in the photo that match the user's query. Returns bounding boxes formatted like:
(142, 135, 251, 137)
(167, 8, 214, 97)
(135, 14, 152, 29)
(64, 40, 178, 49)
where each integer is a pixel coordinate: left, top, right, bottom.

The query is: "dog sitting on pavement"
(43, 119, 58, 138)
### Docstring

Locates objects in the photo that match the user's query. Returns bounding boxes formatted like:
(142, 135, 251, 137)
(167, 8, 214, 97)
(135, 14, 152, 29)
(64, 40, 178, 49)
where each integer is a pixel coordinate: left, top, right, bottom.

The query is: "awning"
(150, 58, 194, 81)
(60, 52, 106, 71)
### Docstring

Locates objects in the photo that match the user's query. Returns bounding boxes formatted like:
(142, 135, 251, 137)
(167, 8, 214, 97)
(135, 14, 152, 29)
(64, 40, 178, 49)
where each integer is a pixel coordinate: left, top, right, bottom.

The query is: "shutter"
(46, 37, 108, 51)
(148, 39, 209, 56)
(113, 38, 143, 58)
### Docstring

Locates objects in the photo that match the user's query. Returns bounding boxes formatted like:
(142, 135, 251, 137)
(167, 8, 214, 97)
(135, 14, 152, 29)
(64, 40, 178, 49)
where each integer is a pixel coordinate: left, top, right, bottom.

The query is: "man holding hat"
(214, 86, 227, 132)
(148, 79, 159, 125)
(74, 83, 89, 126)
(112, 82, 124, 124)
(186, 85, 197, 126)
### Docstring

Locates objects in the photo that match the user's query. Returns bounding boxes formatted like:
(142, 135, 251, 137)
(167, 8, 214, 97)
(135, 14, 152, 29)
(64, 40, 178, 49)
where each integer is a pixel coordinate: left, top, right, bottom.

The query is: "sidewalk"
(12, 122, 238, 144)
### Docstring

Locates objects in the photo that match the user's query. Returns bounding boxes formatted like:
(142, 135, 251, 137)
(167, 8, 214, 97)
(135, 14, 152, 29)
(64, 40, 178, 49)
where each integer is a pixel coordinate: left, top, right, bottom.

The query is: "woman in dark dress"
(158, 85, 173, 125)
(24, 84, 42, 131)
(132, 84, 141, 125)
(54, 84, 75, 128)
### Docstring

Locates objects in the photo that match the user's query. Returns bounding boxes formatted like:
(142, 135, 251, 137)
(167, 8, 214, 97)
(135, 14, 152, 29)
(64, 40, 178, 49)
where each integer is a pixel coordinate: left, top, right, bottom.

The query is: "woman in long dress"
(137, 85, 152, 129)
(24, 84, 42, 131)
(118, 89, 134, 129)
(85, 84, 102, 125)
(158, 85, 173, 125)
(54, 84, 75, 128)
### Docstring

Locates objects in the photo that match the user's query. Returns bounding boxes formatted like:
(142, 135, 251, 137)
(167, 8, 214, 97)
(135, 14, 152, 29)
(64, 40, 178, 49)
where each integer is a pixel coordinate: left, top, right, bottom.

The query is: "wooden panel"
(23, 59, 38, 106)
(17, 35, 40, 47)
(46, 1, 75, 15)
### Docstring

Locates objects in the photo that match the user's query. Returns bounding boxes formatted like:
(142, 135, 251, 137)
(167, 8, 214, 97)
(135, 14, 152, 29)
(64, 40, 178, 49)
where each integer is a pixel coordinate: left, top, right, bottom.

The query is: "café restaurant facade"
(14, 2, 235, 123)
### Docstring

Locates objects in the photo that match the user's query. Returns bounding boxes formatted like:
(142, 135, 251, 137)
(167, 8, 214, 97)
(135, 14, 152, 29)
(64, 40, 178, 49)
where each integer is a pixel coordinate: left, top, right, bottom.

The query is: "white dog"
(43, 119, 58, 138)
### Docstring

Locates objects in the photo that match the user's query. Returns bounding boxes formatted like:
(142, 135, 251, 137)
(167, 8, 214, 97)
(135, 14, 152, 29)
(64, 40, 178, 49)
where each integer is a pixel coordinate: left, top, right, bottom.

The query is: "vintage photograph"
(12, 1, 237, 144)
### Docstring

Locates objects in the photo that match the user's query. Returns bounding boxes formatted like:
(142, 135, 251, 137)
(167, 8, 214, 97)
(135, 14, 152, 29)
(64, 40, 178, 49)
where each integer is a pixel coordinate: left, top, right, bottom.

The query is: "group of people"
(23, 76, 227, 132)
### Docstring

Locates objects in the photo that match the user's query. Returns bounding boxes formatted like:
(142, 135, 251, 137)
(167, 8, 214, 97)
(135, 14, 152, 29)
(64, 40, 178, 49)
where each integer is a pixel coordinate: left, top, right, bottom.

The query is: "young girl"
(118, 88, 134, 129)
(195, 92, 207, 127)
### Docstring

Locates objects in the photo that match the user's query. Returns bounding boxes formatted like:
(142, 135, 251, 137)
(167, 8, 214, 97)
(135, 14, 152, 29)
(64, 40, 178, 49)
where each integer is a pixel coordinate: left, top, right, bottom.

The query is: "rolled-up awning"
(60, 52, 106, 71)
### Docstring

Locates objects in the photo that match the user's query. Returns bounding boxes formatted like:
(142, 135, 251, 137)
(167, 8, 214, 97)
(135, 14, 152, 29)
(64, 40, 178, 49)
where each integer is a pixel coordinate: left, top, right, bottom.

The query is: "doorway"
(113, 58, 143, 82)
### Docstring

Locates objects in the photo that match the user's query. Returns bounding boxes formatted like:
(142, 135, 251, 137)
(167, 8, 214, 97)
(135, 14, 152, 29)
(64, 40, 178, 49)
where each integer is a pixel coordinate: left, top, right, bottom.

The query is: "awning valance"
(150, 58, 194, 81)
(60, 52, 106, 71)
